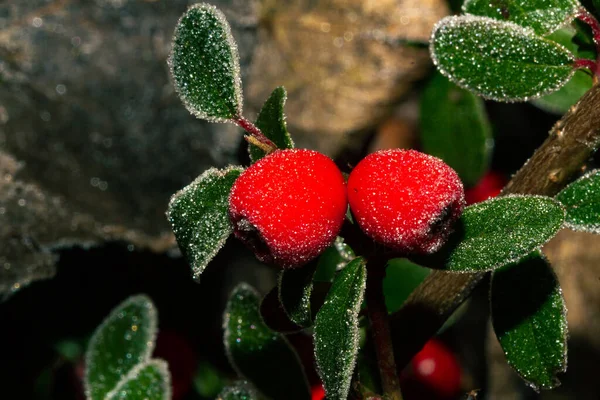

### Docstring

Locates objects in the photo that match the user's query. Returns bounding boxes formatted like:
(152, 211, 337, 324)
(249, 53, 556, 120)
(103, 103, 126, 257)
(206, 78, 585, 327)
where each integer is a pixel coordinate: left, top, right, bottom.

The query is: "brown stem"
(576, 8, 600, 77)
(366, 258, 403, 400)
(390, 83, 600, 368)
(233, 115, 277, 152)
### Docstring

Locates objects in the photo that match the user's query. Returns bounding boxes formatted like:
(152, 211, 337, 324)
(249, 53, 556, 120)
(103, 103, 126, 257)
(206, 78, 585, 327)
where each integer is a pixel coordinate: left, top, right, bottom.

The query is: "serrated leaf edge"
(489, 251, 568, 391)
(222, 283, 310, 399)
(461, 0, 581, 36)
(447, 194, 566, 273)
(430, 15, 576, 102)
(84, 294, 158, 400)
(168, 3, 244, 123)
(104, 359, 172, 400)
(166, 166, 244, 281)
(314, 258, 367, 400)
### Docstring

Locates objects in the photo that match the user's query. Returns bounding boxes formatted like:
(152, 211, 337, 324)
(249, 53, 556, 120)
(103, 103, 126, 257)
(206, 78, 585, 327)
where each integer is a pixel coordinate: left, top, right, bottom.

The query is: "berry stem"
(366, 258, 404, 400)
(233, 116, 277, 153)
(575, 8, 600, 79)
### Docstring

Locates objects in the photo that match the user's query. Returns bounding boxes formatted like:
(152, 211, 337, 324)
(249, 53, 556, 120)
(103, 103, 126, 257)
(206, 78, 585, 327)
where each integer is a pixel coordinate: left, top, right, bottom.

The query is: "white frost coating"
(461, 0, 580, 36)
(166, 166, 244, 281)
(314, 260, 366, 400)
(429, 15, 576, 102)
(84, 295, 158, 400)
(104, 359, 172, 400)
(167, 3, 243, 123)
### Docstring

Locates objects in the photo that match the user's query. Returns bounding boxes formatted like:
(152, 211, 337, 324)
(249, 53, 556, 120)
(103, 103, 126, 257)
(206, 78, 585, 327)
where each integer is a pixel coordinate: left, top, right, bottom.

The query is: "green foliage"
(194, 361, 226, 398)
(224, 284, 310, 400)
(443, 195, 565, 272)
(430, 16, 575, 101)
(169, 3, 243, 122)
(314, 237, 355, 283)
(556, 169, 600, 232)
(105, 360, 171, 400)
(85, 295, 158, 400)
(250, 87, 295, 162)
(383, 258, 430, 313)
(532, 70, 593, 114)
(314, 258, 367, 400)
(279, 263, 317, 327)
(491, 252, 567, 390)
(167, 167, 243, 281)
(216, 381, 260, 400)
(420, 71, 492, 187)
(462, 0, 580, 35)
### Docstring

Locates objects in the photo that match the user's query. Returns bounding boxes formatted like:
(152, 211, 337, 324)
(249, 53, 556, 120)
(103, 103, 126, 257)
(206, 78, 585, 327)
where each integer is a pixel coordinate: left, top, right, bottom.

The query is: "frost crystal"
(85, 295, 158, 400)
(217, 380, 259, 400)
(556, 169, 600, 234)
(105, 359, 172, 400)
(430, 15, 575, 102)
(169, 3, 244, 122)
(167, 166, 243, 281)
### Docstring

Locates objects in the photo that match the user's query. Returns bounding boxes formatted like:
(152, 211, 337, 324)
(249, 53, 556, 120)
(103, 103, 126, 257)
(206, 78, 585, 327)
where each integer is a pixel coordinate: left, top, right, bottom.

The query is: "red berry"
(402, 339, 461, 399)
(465, 171, 506, 205)
(347, 149, 464, 254)
(311, 384, 326, 400)
(229, 149, 347, 268)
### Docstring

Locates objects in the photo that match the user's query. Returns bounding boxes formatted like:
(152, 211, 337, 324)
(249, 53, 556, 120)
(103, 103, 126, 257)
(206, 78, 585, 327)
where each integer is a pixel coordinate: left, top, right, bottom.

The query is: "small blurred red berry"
(311, 384, 326, 400)
(465, 171, 506, 205)
(153, 330, 197, 400)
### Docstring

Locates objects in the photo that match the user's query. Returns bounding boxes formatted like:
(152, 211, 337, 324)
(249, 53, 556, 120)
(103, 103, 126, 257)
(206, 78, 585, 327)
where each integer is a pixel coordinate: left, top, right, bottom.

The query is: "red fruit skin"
(402, 339, 462, 400)
(229, 149, 347, 268)
(347, 149, 464, 254)
(465, 171, 506, 205)
(311, 384, 326, 400)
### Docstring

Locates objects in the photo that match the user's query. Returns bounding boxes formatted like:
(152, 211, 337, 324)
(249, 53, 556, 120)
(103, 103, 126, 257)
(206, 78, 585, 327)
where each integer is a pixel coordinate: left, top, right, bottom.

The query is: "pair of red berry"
(229, 148, 465, 267)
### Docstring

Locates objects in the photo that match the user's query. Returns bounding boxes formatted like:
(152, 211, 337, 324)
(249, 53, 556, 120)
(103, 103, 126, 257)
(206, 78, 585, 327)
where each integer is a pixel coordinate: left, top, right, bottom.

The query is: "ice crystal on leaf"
(463, 0, 580, 35)
(105, 359, 171, 400)
(430, 15, 575, 102)
(167, 166, 243, 281)
(169, 3, 243, 122)
(556, 169, 600, 233)
(85, 295, 158, 400)
(217, 381, 259, 400)
(314, 257, 366, 400)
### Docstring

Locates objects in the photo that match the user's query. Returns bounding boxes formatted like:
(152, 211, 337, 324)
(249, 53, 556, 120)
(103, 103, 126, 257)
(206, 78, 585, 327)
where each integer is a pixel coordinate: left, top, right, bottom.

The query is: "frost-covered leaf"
(169, 3, 243, 122)
(443, 195, 565, 272)
(279, 263, 317, 327)
(314, 237, 355, 283)
(463, 0, 580, 35)
(430, 16, 575, 101)
(491, 251, 567, 390)
(105, 359, 171, 400)
(532, 70, 593, 114)
(314, 257, 367, 400)
(420, 71, 492, 187)
(85, 295, 157, 400)
(383, 258, 430, 313)
(556, 169, 600, 232)
(224, 283, 310, 400)
(167, 167, 243, 281)
(250, 87, 294, 162)
(216, 381, 260, 400)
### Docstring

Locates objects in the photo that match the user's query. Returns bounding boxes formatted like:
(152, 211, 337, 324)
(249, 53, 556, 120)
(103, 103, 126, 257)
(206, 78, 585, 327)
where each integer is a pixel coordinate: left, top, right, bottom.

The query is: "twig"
(389, 83, 600, 368)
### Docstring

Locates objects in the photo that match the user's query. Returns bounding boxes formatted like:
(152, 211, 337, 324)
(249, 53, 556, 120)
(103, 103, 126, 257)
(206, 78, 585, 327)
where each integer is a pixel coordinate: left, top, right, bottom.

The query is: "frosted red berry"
(229, 149, 347, 268)
(401, 339, 462, 399)
(347, 149, 464, 254)
(311, 384, 326, 400)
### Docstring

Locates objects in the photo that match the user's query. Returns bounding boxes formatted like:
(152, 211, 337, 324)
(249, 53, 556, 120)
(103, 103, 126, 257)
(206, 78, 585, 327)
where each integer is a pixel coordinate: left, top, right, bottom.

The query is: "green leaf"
(194, 361, 226, 398)
(279, 263, 317, 327)
(462, 0, 580, 35)
(314, 237, 355, 283)
(105, 360, 171, 400)
(420, 71, 492, 187)
(383, 258, 431, 313)
(556, 169, 600, 232)
(430, 16, 576, 102)
(491, 251, 567, 390)
(85, 295, 158, 400)
(532, 70, 593, 114)
(224, 284, 310, 400)
(444, 195, 565, 272)
(314, 257, 367, 400)
(169, 3, 243, 122)
(216, 381, 260, 400)
(250, 87, 295, 162)
(167, 167, 243, 281)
